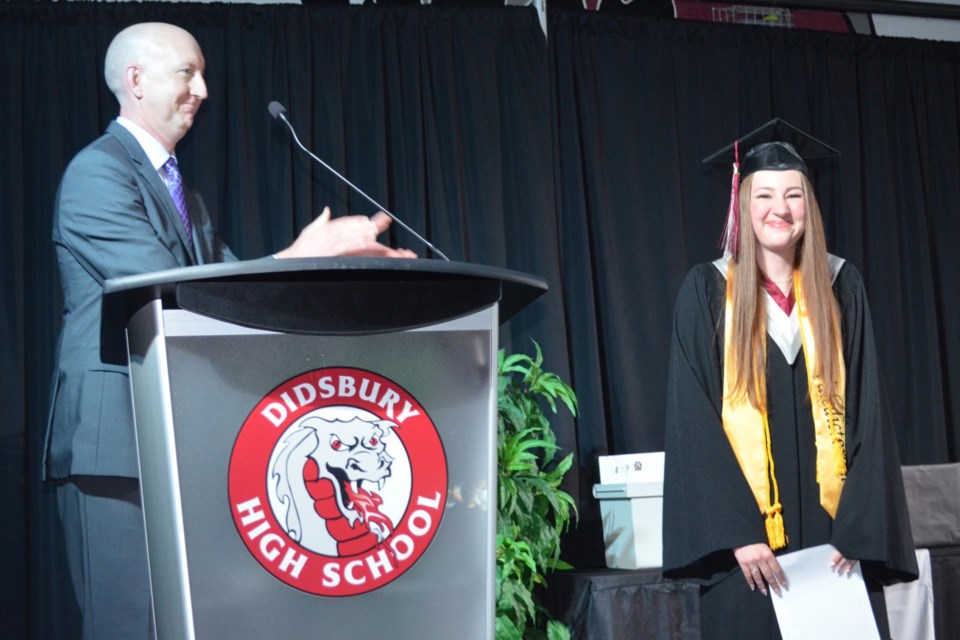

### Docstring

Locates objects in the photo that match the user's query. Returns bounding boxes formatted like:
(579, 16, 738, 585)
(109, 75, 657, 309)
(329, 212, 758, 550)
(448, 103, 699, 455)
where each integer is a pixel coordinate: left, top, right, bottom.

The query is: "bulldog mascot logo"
(228, 367, 447, 596)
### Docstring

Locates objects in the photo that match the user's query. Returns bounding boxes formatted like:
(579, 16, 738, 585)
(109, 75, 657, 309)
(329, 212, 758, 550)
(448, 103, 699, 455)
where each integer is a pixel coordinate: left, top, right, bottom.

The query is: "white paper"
(597, 452, 664, 484)
(769, 544, 880, 640)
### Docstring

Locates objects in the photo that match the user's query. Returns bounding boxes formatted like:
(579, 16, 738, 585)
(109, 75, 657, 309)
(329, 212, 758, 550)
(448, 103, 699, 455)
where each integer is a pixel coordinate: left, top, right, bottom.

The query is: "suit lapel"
(183, 188, 210, 265)
(106, 122, 199, 265)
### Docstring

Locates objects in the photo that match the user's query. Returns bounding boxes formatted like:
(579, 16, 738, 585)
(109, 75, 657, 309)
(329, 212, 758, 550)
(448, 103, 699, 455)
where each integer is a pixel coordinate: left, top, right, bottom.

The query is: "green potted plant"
(496, 342, 578, 640)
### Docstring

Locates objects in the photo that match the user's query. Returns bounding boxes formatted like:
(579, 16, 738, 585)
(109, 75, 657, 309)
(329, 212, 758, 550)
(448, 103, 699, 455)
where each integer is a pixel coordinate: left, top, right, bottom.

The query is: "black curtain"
(550, 10, 960, 559)
(1, 4, 560, 637)
(3, 3, 960, 637)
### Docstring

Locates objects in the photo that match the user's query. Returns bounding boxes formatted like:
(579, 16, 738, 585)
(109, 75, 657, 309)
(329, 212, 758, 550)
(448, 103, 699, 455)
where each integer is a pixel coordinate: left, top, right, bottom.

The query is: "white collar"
(712, 254, 845, 364)
(116, 116, 175, 172)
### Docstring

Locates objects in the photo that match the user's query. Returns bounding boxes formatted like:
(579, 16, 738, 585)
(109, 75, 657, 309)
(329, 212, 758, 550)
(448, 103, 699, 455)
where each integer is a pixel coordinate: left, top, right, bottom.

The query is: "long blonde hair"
(726, 173, 844, 411)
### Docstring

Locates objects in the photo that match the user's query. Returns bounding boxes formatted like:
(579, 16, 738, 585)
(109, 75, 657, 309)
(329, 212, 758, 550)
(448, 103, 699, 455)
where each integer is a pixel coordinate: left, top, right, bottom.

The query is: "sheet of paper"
(769, 543, 880, 640)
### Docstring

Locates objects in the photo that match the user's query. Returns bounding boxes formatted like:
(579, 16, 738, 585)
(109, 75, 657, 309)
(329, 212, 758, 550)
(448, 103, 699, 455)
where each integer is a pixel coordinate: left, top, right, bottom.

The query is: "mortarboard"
(704, 118, 840, 257)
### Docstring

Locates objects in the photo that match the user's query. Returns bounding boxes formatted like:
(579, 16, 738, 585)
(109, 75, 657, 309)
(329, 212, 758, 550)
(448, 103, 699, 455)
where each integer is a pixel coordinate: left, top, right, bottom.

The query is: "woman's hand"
(734, 543, 787, 596)
(830, 548, 858, 576)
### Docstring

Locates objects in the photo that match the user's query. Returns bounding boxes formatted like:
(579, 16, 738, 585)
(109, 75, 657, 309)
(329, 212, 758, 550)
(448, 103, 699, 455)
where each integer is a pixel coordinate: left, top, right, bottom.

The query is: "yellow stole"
(722, 265, 847, 550)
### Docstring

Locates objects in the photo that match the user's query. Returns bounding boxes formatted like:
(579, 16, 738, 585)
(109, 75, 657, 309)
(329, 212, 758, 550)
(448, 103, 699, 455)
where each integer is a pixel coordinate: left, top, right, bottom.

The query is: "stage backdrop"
(2, 3, 960, 637)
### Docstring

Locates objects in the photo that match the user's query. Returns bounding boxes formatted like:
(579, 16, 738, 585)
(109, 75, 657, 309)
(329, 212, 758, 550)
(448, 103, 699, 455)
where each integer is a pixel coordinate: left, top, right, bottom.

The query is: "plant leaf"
(496, 340, 578, 639)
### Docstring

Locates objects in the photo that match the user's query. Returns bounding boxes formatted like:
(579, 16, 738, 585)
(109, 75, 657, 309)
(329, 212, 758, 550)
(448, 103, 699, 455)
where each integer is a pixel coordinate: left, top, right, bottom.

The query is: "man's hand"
(275, 208, 416, 259)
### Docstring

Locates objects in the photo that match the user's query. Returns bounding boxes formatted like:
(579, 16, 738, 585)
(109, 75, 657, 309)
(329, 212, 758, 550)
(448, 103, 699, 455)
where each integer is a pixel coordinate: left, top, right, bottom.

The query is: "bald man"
(46, 22, 412, 637)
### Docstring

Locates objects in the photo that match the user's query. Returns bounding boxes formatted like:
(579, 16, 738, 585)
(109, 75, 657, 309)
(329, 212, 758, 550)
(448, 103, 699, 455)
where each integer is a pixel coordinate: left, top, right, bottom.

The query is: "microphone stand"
(269, 101, 450, 261)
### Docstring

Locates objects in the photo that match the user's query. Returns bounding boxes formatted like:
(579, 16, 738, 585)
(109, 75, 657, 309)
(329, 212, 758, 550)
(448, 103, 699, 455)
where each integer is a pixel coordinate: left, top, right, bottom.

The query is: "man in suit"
(46, 22, 414, 637)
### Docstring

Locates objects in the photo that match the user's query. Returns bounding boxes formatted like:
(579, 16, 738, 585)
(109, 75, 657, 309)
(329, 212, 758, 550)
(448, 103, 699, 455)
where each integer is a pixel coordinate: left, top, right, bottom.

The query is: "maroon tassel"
(720, 140, 741, 258)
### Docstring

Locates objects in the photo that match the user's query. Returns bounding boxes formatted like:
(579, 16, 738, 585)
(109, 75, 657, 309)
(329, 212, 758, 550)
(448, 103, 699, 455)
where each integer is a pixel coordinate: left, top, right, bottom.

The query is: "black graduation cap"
(704, 118, 840, 257)
(703, 117, 840, 179)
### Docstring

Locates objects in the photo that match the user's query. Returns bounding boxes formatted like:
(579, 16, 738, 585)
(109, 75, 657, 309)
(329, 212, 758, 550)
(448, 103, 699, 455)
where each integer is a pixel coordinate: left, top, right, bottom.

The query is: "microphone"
(268, 100, 449, 261)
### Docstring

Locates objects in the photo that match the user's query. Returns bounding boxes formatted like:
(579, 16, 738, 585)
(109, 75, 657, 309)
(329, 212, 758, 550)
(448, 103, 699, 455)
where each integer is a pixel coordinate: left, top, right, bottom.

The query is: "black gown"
(661, 260, 918, 640)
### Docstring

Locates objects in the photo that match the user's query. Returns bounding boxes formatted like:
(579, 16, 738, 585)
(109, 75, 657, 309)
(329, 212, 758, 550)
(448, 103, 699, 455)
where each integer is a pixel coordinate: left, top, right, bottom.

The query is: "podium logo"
(228, 367, 448, 596)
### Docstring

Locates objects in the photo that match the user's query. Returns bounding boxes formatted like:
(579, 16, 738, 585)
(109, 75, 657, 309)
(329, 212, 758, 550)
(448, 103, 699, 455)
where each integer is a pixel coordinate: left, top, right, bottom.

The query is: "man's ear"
(125, 65, 143, 99)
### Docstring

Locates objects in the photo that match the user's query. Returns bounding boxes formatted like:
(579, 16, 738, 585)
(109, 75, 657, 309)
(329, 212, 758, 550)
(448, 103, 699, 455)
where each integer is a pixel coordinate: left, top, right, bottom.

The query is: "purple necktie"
(163, 156, 193, 243)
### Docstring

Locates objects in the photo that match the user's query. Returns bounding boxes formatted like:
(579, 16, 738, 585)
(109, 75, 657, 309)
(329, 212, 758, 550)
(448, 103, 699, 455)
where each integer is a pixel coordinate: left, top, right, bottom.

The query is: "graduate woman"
(661, 119, 918, 639)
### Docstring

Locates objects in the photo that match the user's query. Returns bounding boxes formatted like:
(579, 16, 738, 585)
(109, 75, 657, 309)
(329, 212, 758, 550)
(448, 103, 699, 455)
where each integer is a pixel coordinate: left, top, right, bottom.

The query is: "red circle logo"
(228, 368, 447, 596)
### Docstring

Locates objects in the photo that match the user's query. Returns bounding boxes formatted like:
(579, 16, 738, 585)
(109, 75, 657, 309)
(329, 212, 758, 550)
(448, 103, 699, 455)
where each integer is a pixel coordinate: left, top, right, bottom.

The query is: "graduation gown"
(661, 258, 918, 640)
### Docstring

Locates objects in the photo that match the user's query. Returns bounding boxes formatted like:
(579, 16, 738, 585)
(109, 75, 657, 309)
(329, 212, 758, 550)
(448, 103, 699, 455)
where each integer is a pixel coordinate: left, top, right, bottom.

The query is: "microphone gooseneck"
(269, 101, 450, 261)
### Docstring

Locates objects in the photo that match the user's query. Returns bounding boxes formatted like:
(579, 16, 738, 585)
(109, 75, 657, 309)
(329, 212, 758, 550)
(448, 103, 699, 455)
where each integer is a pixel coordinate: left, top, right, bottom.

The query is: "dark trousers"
(55, 476, 153, 639)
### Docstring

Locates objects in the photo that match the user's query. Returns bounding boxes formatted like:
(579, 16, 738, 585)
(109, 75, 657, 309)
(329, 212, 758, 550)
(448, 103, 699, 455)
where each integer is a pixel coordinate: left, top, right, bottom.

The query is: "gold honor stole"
(722, 265, 847, 550)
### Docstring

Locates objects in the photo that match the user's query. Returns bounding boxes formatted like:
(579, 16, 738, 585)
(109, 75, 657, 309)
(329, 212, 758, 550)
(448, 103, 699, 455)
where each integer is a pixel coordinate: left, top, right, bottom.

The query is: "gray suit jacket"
(45, 121, 237, 479)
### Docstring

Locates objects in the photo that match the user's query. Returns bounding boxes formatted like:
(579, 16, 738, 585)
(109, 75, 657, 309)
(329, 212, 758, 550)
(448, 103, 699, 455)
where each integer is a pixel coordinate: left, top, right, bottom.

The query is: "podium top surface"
(101, 257, 547, 364)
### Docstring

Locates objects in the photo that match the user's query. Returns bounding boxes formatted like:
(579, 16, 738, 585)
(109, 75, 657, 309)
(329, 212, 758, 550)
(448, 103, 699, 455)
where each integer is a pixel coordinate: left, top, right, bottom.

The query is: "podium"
(101, 258, 546, 639)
